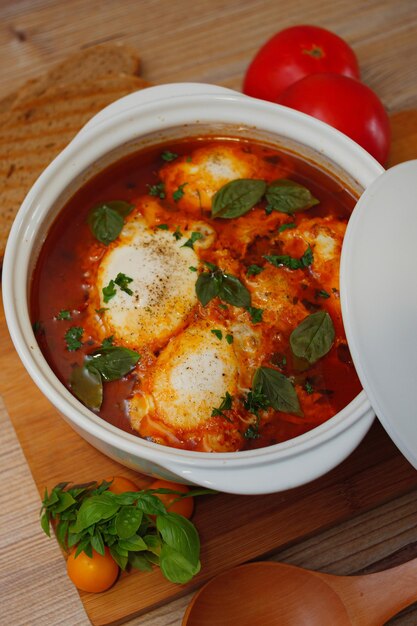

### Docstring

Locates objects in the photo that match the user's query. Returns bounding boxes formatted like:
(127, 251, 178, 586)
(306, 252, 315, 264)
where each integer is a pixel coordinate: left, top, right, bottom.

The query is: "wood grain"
(1, 0, 417, 624)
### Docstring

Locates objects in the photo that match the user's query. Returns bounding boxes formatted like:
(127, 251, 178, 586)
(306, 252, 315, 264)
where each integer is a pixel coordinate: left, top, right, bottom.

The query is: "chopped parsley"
(243, 387, 269, 417)
(95, 307, 109, 315)
(211, 329, 223, 340)
(186, 156, 193, 163)
(211, 392, 233, 420)
(157, 223, 169, 230)
(246, 264, 264, 276)
(264, 245, 313, 270)
(218, 303, 228, 310)
(147, 182, 166, 199)
(182, 231, 203, 249)
(244, 420, 261, 439)
(161, 150, 178, 162)
(32, 321, 42, 334)
(102, 280, 117, 303)
(64, 326, 84, 351)
(278, 221, 296, 233)
(173, 183, 188, 202)
(101, 336, 114, 349)
(225, 334, 233, 344)
(56, 309, 71, 320)
(173, 226, 183, 241)
(305, 380, 314, 395)
(114, 272, 133, 296)
(189, 266, 198, 272)
(316, 289, 330, 299)
(246, 306, 264, 324)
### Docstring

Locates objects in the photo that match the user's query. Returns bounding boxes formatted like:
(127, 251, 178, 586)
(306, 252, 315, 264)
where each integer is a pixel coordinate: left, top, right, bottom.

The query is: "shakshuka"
(31, 137, 361, 452)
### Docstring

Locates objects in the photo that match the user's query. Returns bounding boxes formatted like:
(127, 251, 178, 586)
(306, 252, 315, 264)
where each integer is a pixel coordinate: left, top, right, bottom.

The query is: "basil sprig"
(290, 311, 335, 364)
(40, 481, 209, 584)
(212, 179, 266, 218)
(70, 345, 140, 410)
(252, 366, 302, 416)
(196, 264, 251, 308)
(265, 179, 319, 214)
(211, 177, 318, 219)
(88, 200, 133, 245)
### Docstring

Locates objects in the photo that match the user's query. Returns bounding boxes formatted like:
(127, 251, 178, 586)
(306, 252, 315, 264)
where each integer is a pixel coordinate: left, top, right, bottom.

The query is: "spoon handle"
(324, 557, 417, 625)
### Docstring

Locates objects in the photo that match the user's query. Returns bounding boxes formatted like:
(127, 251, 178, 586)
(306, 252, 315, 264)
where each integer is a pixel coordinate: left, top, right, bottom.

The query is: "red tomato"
(243, 25, 359, 102)
(67, 547, 119, 593)
(278, 73, 390, 165)
(149, 479, 194, 518)
(105, 475, 139, 494)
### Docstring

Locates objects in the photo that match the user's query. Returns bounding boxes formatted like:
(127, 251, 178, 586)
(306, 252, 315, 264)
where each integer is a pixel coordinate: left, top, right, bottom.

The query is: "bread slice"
(0, 44, 150, 264)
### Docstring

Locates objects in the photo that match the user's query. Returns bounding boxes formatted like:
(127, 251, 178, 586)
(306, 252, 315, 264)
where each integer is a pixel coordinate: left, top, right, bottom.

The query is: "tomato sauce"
(31, 137, 362, 451)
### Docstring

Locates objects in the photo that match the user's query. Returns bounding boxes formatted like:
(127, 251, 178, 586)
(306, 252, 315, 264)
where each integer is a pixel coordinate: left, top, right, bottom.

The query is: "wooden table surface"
(1, 1, 417, 624)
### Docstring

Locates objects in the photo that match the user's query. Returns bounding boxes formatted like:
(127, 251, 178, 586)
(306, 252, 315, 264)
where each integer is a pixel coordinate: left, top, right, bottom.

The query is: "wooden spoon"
(183, 560, 417, 625)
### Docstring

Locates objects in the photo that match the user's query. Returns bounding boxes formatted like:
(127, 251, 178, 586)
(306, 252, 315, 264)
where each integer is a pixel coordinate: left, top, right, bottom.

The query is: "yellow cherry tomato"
(149, 479, 194, 518)
(67, 547, 119, 593)
(105, 475, 140, 494)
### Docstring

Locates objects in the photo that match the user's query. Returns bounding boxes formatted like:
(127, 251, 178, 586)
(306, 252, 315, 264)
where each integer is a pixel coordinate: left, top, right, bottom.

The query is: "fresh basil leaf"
(212, 178, 266, 219)
(115, 506, 143, 539)
(246, 264, 264, 276)
(90, 530, 105, 555)
(118, 535, 147, 552)
(265, 179, 319, 214)
(253, 367, 302, 416)
(135, 493, 167, 516)
(218, 274, 251, 307)
(71, 493, 120, 533)
(40, 512, 50, 537)
(144, 535, 162, 555)
(156, 512, 200, 568)
(195, 272, 222, 306)
(159, 544, 201, 584)
(110, 546, 128, 570)
(290, 311, 335, 364)
(86, 346, 140, 382)
(55, 491, 76, 513)
(129, 552, 153, 572)
(88, 202, 125, 246)
(70, 364, 103, 411)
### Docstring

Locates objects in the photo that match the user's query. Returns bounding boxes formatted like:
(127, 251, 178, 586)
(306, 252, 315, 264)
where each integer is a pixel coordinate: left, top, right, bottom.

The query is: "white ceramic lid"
(341, 160, 417, 469)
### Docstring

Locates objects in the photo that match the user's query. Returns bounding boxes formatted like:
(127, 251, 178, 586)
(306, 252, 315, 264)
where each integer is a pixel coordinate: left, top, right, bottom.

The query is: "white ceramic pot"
(2, 83, 381, 495)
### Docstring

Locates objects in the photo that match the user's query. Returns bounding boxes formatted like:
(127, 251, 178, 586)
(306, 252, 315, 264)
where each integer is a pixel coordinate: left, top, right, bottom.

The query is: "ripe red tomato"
(67, 547, 119, 593)
(243, 25, 359, 102)
(149, 479, 194, 518)
(278, 73, 390, 165)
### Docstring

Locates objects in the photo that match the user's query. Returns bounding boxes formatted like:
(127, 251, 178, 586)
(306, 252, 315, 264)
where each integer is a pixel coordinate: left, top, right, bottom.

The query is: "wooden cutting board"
(1, 109, 416, 626)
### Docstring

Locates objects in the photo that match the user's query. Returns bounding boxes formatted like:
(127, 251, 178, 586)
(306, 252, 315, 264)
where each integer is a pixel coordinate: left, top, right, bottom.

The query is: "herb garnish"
(161, 150, 178, 162)
(173, 183, 188, 202)
(95, 307, 109, 315)
(56, 309, 71, 320)
(278, 222, 296, 233)
(182, 232, 203, 249)
(70, 346, 140, 410)
(246, 264, 264, 276)
(246, 306, 263, 324)
(225, 334, 233, 344)
(195, 263, 251, 308)
(65, 326, 84, 351)
(211, 329, 223, 340)
(114, 272, 134, 296)
(244, 366, 302, 427)
(173, 226, 183, 241)
(212, 179, 266, 219)
(290, 311, 335, 364)
(211, 392, 233, 420)
(316, 289, 330, 299)
(264, 245, 313, 270)
(103, 274, 134, 302)
(265, 179, 319, 214)
(189, 266, 198, 272)
(88, 201, 133, 246)
(157, 223, 169, 230)
(41, 480, 208, 584)
(147, 183, 166, 199)
(305, 380, 314, 395)
(101, 336, 114, 349)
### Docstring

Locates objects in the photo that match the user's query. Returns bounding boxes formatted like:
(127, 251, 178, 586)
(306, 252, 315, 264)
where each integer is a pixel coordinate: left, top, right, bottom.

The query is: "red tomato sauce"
(31, 137, 362, 451)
